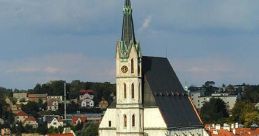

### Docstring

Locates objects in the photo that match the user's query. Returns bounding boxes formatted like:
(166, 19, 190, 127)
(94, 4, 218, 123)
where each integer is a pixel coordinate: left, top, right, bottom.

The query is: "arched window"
(131, 59, 134, 73)
(124, 115, 127, 127)
(131, 83, 134, 99)
(132, 114, 135, 127)
(140, 114, 141, 128)
(124, 83, 127, 99)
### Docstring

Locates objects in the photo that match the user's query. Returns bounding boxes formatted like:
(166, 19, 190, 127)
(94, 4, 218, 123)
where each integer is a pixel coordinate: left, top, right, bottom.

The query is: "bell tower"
(115, 0, 144, 135)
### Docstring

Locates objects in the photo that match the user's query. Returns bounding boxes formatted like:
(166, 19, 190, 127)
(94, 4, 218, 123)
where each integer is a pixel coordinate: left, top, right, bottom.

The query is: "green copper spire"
(121, 0, 136, 46)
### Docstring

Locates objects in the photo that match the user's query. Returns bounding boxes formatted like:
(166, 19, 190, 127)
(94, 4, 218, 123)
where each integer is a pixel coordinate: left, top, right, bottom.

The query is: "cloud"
(0, 54, 115, 89)
(138, 16, 152, 32)
(171, 56, 258, 86)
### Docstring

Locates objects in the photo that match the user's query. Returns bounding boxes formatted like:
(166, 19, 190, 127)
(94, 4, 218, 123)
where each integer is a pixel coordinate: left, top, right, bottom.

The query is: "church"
(99, 0, 206, 136)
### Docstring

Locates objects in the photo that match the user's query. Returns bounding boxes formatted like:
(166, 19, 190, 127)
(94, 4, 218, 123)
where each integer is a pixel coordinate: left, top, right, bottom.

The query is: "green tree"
(200, 98, 229, 123)
(231, 101, 255, 122)
(81, 123, 98, 136)
(244, 111, 259, 127)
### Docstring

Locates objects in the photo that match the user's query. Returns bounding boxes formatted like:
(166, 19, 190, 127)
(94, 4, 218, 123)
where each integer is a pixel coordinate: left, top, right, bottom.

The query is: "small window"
(131, 83, 134, 99)
(124, 83, 127, 99)
(108, 121, 111, 127)
(131, 59, 134, 73)
(140, 114, 141, 128)
(124, 115, 127, 127)
(132, 114, 135, 127)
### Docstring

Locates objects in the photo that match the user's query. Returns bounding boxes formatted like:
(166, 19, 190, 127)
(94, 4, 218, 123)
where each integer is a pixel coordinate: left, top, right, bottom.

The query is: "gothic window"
(138, 61, 140, 76)
(124, 83, 127, 99)
(140, 114, 141, 128)
(131, 83, 134, 99)
(108, 121, 111, 127)
(131, 59, 134, 73)
(132, 114, 135, 127)
(123, 115, 127, 127)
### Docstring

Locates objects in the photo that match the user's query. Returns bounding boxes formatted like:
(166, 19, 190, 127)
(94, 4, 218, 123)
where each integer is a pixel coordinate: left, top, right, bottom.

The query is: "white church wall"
(144, 130, 168, 136)
(99, 129, 116, 136)
(99, 109, 116, 128)
(144, 108, 167, 128)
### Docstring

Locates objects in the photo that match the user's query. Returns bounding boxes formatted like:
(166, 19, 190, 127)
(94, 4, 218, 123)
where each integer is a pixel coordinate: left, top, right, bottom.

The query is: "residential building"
(23, 116, 38, 128)
(205, 123, 259, 136)
(46, 116, 64, 129)
(1, 128, 11, 136)
(81, 99, 94, 108)
(0, 118, 4, 125)
(99, 1, 205, 135)
(27, 93, 47, 103)
(15, 111, 29, 122)
(190, 91, 237, 110)
(48, 133, 75, 136)
(99, 98, 109, 109)
(47, 96, 63, 102)
(255, 103, 259, 110)
(47, 99, 59, 111)
(13, 92, 28, 105)
(71, 115, 87, 126)
(79, 90, 95, 108)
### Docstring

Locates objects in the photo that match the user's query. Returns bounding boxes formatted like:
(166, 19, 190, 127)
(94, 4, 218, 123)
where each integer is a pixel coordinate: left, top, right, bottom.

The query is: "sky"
(0, 0, 259, 89)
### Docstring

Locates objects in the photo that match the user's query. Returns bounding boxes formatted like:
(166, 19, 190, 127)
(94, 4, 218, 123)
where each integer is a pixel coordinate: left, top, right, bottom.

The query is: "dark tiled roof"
(142, 56, 203, 129)
(109, 56, 203, 129)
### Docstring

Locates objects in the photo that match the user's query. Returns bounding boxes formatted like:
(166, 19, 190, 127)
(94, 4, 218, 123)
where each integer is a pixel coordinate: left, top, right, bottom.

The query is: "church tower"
(115, 0, 144, 135)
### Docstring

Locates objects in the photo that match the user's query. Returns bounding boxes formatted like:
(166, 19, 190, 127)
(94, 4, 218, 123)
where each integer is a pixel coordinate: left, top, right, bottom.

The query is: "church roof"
(109, 56, 203, 129)
(142, 56, 203, 129)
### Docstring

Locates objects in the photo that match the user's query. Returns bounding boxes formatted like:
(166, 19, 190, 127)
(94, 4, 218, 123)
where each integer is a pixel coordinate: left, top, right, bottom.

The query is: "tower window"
(140, 114, 141, 128)
(131, 83, 134, 99)
(124, 83, 127, 99)
(132, 114, 135, 127)
(108, 121, 111, 127)
(124, 115, 127, 127)
(131, 59, 134, 73)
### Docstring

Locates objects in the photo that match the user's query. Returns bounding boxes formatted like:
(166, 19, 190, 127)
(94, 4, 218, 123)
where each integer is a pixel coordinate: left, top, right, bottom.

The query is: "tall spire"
(121, 0, 136, 46)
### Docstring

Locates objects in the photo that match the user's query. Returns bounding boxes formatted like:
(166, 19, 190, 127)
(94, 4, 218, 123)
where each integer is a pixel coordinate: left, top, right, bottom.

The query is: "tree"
(200, 98, 229, 123)
(81, 123, 98, 136)
(244, 111, 259, 127)
(230, 101, 258, 126)
(37, 122, 48, 134)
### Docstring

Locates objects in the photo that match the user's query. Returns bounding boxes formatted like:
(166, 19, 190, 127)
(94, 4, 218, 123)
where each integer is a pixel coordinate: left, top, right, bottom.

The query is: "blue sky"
(0, 0, 259, 89)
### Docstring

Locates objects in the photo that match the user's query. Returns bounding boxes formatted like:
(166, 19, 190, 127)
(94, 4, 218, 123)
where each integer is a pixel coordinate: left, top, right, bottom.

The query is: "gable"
(142, 56, 203, 129)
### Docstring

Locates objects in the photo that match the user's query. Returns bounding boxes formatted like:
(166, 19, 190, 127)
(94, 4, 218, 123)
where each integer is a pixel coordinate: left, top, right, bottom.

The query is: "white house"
(47, 99, 59, 111)
(81, 99, 94, 108)
(15, 111, 29, 123)
(23, 116, 38, 128)
(79, 93, 95, 108)
(47, 96, 63, 102)
(190, 91, 237, 110)
(46, 116, 64, 129)
(99, 1, 206, 136)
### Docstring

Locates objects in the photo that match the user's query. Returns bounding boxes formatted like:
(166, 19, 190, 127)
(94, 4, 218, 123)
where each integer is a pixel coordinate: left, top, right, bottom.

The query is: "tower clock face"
(121, 65, 128, 73)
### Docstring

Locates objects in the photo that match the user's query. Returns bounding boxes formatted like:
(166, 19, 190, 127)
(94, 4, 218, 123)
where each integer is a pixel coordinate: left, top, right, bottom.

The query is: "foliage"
(48, 126, 64, 134)
(30, 80, 115, 106)
(37, 122, 48, 134)
(81, 122, 98, 136)
(242, 85, 259, 103)
(230, 101, 259, 127)
(21, 101, 45, 118)
(200, 98, 229, 123)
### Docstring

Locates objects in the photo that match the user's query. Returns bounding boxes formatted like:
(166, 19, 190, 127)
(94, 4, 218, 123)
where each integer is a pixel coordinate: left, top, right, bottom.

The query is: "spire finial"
(121, 0, 136, 46)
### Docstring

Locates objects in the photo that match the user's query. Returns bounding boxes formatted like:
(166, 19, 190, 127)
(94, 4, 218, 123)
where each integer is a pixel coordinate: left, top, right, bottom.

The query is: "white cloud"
(138, 16, 152, 32)
(0, 54, 114, 89)
(171, 56, 257, 86)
